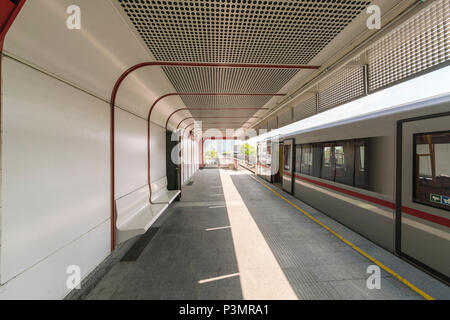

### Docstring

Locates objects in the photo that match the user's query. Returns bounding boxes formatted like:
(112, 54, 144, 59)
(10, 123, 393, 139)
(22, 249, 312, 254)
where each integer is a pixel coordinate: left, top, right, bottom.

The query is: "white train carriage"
(266, 94, 450, 283)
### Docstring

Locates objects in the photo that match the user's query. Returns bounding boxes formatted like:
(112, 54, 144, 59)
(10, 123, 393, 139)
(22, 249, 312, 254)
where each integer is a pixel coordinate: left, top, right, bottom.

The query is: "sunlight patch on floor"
(219, 169, 298, 300)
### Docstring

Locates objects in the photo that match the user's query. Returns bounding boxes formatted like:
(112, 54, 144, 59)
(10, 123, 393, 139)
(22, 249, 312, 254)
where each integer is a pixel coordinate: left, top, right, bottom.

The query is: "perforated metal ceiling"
(116, 0, 371, 129)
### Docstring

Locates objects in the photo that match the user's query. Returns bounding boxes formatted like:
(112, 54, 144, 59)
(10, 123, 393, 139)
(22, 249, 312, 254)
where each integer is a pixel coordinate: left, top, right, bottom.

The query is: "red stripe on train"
(293, 174, 450, 228)
(401, 206, 450, 228)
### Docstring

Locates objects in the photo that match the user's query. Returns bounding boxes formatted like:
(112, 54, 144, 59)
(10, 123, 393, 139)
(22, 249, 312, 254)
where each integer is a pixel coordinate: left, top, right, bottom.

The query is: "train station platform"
(83, 169, 449, 300)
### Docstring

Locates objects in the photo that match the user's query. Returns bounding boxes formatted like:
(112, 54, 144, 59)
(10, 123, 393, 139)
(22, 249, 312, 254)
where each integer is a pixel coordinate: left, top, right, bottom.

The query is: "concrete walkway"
(85, 169, 449, 300)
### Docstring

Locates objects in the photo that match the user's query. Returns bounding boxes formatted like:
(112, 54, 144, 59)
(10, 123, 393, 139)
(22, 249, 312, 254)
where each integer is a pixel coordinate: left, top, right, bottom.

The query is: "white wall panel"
(150, 124, 166, 183)
(0, 219, 110, 300)
(0, 59, 110, 286)
(115, 109, 147, 199)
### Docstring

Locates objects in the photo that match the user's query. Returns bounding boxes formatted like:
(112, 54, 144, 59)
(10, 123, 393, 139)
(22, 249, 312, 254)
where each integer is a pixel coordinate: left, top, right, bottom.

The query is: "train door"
(270, 140, 278, 184)
(397, 113, 450, 282)
(282, 139, 294, 194)
(274, 142, 283, 187)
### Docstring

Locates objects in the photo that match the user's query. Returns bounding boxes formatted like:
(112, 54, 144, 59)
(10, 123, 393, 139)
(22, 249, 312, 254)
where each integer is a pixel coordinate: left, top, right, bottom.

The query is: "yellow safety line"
(249, 175, 434, 300)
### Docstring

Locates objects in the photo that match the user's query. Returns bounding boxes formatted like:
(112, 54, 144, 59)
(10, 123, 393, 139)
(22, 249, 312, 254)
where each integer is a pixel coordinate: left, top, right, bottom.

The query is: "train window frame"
(354, 139, 370, 190)
(300, 144, 313, 175)
(284, 144, 291, 171)
(289, 138, 370, 191)
(413, 130, 450, 212)
(321, 143, 336, 181)
(295, 145, 302, 173)
(335, 140, 355, 187)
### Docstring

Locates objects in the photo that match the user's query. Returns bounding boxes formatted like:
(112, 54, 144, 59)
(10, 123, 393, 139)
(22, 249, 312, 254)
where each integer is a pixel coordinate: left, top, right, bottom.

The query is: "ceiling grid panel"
(367, 0, 450, 92)
(115, 0, 371, 129)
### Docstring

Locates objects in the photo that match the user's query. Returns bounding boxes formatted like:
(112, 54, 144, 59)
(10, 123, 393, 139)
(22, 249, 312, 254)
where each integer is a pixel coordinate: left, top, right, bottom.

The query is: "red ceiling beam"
(0, 0, 26, 51)
(165, 107, 268, 130)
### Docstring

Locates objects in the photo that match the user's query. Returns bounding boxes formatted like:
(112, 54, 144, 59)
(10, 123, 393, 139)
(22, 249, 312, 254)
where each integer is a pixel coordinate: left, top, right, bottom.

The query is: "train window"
(359, 146, 365, 170)
(284, 145, 291, 171)
(414, 131, 450, 211)
(335, 146, 344, 167)
(301, 144, 313, 175)
(335, 141, 355, 186)
(312, 143, 323, 178)
(355, 139, 369, 189)
(321, 144, 335, 181)
(295, 146, 302, 173)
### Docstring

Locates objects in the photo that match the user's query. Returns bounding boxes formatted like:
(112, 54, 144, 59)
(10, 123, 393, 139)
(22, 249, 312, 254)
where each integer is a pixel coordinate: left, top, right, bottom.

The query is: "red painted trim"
(401, 206, 450, 228)
(0, 0, 25, 51)
(294, 174, 450, 228)
(165, 107, 268, 130)
(295, 174, 395, 209)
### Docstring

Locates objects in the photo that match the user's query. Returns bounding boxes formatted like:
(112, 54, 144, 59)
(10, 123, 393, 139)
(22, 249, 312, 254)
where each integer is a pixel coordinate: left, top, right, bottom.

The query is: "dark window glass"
(300, 144, 313, 175)
(321, 144, 335, 181)
(295, 145, 302, 173)
(354, 139, 369, 189)
(414, 131, 450, 211)
(312, 143, 322, 178)
(335, 140, 355, 186)
(284, 145, 291, 171)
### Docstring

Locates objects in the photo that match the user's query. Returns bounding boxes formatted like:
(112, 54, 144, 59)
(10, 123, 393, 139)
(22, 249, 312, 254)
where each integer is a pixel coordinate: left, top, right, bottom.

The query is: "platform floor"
(86, 169, 449, 300)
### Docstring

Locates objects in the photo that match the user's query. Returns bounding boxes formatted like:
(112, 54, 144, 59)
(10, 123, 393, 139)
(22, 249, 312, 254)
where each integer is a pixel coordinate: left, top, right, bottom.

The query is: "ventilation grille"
(187, 108, 263, 119)
(278, 108, 293, 128)
(265, 0, 449, 129)
(368, 0, 450, 92)
(163, 67, 298, 92)
(177, 95, 276, 110)
(293, 95, 317, 122)
(268, 117, 278, 130)
(318, 64, 365, 112)
(117, 0, 370, 64)
(163, 67, 297, 118)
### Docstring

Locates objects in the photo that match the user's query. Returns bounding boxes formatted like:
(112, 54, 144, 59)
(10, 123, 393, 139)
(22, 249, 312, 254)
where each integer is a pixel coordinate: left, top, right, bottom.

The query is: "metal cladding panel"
(277, 108, 293, 128)
(368, 0, 450, 92)
(318, 64, 365, 112)
(268, 117, 278, 131)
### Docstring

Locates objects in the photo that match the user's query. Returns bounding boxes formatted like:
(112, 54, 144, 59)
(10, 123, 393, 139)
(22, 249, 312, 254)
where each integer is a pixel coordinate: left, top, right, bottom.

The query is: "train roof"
(276, 92, 450, 141)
